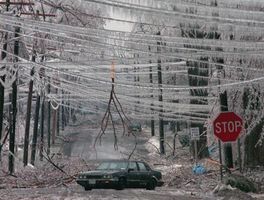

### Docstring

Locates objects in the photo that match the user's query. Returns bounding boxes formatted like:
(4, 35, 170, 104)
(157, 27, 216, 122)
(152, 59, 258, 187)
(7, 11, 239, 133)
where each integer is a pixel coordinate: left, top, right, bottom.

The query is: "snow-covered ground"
(0, 123, 263, 200)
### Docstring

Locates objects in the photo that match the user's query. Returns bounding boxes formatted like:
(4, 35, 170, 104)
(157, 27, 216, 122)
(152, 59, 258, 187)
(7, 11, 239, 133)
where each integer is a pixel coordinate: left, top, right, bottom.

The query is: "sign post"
(213, 112, 243, 180)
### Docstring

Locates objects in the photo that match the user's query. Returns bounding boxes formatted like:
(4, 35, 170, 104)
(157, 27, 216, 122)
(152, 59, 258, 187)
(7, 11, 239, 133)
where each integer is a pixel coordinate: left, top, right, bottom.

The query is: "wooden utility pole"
(57, 106, 60, 136)
(51, 87, 58, 145)
(66, 93, 70, 125)
(23, 52, 35, 166)
(61, 90, 65, 131)
(9, 25, 20, 174)
(0, 72, 5, 161)
(0, 0, 10, 161)
(47, 78, 51, 155)
(133, 54, 137, 114)
(61, 105, 65, 131)
(39, 96, 45, 161)
(149, 46, 155, 136)
(30, 94, 40, 165)
(0, 62, 6, 162)
(39, 57, 46, 161)
(51, 108, 57, 144)
(157, 31, 165, 154)
(9, 75, 17, 174)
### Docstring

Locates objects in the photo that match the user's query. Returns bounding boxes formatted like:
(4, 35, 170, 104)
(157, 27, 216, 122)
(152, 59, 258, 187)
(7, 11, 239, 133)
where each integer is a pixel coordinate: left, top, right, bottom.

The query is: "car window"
(128, 162, 138, 171)
(109, 162, 118, 170)
(97, 162, 109, 170)
(137, 162, 148, 171)
(118, 162, 128, 170)
(96, 161, 128, 170)
(109, 162, 128, 170)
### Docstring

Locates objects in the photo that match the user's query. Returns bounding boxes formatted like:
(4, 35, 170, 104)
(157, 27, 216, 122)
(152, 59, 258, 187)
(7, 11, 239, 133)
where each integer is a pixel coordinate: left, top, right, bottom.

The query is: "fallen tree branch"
(146, 141, 160, 154)
(128, 132, 138, 160)
(42, 148, 74, 178)
(94, 63, 132, 151)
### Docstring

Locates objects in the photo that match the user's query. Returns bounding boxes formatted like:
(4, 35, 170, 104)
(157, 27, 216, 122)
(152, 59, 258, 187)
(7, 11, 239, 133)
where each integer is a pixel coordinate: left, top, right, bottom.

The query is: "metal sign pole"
(194, 140, 198, 165)
(218, 139, 223, 181)
(190, 127, 200, 165)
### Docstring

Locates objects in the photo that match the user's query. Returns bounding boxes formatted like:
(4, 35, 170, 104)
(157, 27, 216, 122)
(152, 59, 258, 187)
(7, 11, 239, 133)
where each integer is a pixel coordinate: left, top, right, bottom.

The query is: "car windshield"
(96, 161, 128, 170)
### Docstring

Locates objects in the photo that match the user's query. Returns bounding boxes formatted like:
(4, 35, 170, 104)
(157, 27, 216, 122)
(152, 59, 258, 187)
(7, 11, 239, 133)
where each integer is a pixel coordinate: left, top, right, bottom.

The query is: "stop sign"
(213, 112, 243, 142)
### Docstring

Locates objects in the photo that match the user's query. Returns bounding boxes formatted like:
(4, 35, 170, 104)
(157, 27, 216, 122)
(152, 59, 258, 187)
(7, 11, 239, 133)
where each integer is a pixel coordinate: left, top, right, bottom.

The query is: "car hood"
(79, 170, 121, 176)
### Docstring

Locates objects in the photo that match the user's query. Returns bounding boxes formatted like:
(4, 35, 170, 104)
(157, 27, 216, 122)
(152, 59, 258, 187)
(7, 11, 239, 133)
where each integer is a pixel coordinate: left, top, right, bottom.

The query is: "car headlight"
(103, 174, 113, 179)
(79, 175, 86, 179)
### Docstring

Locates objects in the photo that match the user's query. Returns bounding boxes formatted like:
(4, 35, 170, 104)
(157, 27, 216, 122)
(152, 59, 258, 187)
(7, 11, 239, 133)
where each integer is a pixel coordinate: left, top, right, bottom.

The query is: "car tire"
(84, 185, 91, 191)
(116, 177, 126, 190)
(146, 178, 156, 190)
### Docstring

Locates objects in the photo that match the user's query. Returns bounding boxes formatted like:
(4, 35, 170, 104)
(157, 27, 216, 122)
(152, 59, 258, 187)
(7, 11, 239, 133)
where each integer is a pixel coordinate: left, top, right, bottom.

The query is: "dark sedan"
(76, 160, 164, 190)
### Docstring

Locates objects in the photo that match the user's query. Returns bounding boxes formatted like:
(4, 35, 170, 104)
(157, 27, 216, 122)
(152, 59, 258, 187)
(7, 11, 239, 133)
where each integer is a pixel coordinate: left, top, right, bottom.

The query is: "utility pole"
(0, 0, 10, 161)
(220, 91, 233, 168)
(157, 31, 165, 154)
(0, 73, 5, 162)
(148, 46, 155, 136)
(39, 55, 46, 162)
(39, 96, 45, 161)
(57, 106, 60, 136)
(23, 52, 35, 166)
(133, 54, 137, 114)
(61, 89, 66, 131)
(66, 93, 70, 125)
(47, 78, 51, 155)
(9, 74, 17, 174)
(30, 94, 40, 165)
(61, 91, 65, 131)
(52, 75, 59, 144)
(52, 108, 57, 144)
(9, 25, 20, 174)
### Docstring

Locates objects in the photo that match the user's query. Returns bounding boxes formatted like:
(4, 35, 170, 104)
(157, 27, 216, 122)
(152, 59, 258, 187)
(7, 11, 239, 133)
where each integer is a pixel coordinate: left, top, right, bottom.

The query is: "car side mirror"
(128, 168, 134, 173)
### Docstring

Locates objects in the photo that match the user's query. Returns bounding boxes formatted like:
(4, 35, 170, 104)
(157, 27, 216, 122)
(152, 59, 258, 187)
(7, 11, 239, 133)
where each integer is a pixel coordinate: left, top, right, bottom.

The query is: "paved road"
(0, 185, 213, 200)
(63, 126, 139, 161)
(54, 126, 215, 200)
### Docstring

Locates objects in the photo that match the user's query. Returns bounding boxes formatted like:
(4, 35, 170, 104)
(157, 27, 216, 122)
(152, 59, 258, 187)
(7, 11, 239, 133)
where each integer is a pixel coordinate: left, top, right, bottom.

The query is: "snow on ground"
(145, 136, 160, 155)
(141, 131, 264, 200)
(0, 124, 263, 199)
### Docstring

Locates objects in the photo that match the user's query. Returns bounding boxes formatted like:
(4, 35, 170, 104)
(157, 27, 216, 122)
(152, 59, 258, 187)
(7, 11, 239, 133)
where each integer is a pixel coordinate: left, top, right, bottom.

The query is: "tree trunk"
(243, 88, 264, 167)
(244, 119, 264, 167)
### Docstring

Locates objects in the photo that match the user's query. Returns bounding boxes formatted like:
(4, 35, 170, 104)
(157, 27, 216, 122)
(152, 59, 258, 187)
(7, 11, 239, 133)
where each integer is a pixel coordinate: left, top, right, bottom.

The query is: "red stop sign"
(213, 112, 243, 142)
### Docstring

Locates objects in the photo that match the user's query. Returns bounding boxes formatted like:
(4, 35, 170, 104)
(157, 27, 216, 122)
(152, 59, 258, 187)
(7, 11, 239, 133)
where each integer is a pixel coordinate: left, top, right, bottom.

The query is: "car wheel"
(146, 178, 156, 190)
(84, 185, 91, 191)
(116, 177, 126, 190)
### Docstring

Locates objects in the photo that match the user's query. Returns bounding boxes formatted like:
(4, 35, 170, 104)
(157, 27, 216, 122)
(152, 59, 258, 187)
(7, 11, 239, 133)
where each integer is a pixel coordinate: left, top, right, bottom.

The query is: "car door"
(126, 161, 140, 187)
(137, 162, 151, 187)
